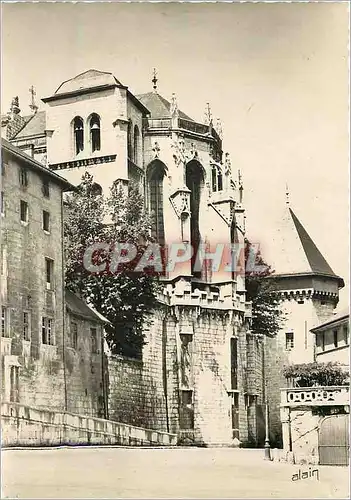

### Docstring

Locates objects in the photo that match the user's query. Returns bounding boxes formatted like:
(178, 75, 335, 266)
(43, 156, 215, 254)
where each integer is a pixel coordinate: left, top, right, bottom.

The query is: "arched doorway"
(185, 160, 204, 278)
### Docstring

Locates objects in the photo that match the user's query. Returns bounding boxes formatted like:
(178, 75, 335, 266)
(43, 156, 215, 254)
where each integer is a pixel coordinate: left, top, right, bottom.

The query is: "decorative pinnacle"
(152, 68, 158, 92)
(170, 93, 179, 116)
(216, 118, 223, 139)
(29, 86, 38, 114)
(204, 102, 213, 126)
(238, 169, 243, 187)
(10, 96, 20, 115)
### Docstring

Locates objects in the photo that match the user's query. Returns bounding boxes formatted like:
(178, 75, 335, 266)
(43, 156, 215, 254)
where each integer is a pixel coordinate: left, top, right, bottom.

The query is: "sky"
(1, 2, 349, 308)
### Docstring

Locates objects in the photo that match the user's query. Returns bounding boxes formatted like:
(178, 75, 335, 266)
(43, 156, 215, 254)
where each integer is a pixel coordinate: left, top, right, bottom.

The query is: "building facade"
(311, 310, 349, 368)
(1, 139, 70, 409)
(279, 311, 349, 466)
(0, 139, 107, 418)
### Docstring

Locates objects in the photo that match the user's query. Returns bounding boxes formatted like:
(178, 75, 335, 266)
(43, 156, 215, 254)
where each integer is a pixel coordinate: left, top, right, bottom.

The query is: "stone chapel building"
(2, 69, 265, 446)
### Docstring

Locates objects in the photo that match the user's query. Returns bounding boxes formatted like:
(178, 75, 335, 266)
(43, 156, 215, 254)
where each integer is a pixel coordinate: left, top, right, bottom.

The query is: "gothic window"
(133, 125, 140, 164)
(147, 161, 166, 245)
(73, 116, 84, 155)
(127, 120, 133, 159)
(211, 164, 223, 192)
(186, 160, 204, 277)
(89, 114, 101, 153)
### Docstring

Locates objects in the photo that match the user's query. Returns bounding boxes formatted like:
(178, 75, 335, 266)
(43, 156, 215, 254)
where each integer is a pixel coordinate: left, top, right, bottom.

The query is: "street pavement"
(1, 447, 349, 499)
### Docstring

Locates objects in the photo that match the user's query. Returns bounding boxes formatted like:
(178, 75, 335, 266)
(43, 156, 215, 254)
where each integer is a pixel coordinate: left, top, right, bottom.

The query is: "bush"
(283, 361, 349, 387)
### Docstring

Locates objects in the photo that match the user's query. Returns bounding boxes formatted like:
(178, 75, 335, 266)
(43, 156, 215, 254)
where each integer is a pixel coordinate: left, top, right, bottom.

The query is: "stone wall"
(264, 334, 287, 448)
(289, 408, 320, 464)
(1, 402, 177, 448)
(107, 300, 251, 447)
(1, 148, 66, 411)
(64, 309, 105, 418)
(107, 356, 145, 426)
(246, 334, 265, 446)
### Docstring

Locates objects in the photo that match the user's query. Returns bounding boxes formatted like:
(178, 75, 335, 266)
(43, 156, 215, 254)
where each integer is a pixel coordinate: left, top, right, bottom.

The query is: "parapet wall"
(1, 402, 177, 448)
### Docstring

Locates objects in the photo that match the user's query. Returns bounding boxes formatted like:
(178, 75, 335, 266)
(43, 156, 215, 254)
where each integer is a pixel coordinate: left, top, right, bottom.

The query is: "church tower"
(267, 203, 344, 365)
(41, 69, 149, 196)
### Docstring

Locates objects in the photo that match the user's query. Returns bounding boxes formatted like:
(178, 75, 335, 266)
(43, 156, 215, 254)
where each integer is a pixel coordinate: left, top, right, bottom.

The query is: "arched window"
(211, 164, 223, 192)
(133, 125, 140, 164)
(127, 120, 133, 159)
(73, 117, 84, 155)
(147, 160, 166, 245)
(89, 114, 101, 153)
(186, 160, 204, 277)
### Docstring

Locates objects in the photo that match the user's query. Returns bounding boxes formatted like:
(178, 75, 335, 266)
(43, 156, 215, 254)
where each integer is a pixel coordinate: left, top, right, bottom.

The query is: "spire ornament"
(152, 68, 158, 93)
(225, 152, 232, 177)
(285, 184, 290, 205)
(238, 169, 244, 203)
(204, 103, 213, 126)
(170, 93, 179, 116)
(10, 96, 20, 115)
(29, 85, 38, 114)
(216, 118, 223, 140)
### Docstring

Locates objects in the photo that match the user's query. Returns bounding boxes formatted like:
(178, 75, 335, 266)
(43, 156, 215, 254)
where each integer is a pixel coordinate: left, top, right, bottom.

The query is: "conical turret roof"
(268, 205, 343, 287)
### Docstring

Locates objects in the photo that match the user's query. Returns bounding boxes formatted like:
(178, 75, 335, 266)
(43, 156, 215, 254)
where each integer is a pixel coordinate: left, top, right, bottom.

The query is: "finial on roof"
(204, 103, 213, 126)
(152, 68, 158, 93)
(285, 183, 290, 205)
(238, 169, 243, 203)
(29, 85, 38, 114)
(10, 96, 20, 115)
(170, 93, 178, 116)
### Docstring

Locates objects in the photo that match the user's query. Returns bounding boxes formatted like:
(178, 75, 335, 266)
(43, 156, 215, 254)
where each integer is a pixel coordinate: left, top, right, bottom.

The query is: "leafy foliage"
(64, 173, 161, 358)
(283, 361, 349, 387)
(244, 238, 285, 336)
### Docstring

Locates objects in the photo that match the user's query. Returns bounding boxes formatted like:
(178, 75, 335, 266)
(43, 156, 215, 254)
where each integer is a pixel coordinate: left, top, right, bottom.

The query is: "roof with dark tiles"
(137, 92, 194, 121)
(65, 289, 109, 323)
(12, 111, 46, 139)
(267, 205, 343, 285)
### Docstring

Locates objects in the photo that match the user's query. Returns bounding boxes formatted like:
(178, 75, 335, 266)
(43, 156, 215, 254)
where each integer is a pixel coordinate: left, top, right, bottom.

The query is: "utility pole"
(264, 379, 272, 460)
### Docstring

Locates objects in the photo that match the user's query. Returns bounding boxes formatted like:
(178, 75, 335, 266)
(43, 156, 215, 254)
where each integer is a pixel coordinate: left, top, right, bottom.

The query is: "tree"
(244, 238, 285, 336)
(64, 173, 162, 358)
(283, 361, 349, 387)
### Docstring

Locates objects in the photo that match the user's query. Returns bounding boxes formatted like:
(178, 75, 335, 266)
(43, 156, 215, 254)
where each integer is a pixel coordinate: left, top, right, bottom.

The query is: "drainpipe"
(61, 193, 68, 411)
(101, 326, 109, 420)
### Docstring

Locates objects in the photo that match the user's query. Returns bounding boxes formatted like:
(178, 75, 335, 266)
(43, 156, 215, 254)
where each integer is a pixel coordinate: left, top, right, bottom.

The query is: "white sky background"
(1, 2, 349, 309)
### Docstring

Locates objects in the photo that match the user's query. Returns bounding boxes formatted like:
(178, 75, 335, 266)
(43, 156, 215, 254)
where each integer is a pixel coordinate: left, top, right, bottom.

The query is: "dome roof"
(55, 69, 123, 95)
